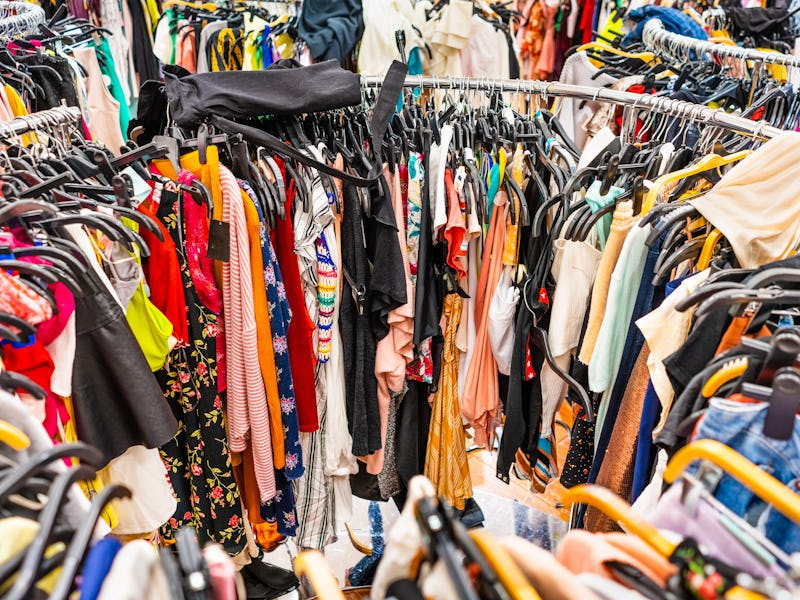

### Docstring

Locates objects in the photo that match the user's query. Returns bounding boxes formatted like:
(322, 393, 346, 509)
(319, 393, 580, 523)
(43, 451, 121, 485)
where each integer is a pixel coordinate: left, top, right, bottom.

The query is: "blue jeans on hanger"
(691, 398, 800, 555)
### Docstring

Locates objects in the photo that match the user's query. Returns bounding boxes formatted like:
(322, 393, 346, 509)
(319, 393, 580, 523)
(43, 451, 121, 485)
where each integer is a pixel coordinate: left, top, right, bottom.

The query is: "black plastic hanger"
(0, 259, 60, 285)
(0, 442, 103, 506)
(741, 367, 800, 441)
(48, 484, 133, 600)
(530, 326, 594, 421)
(0, 311, 37, 340)
(3, 465, 97, 600)
(652, 237, 707, 285)
(0, 369, 46, 400)
(175, 526, 211, 600)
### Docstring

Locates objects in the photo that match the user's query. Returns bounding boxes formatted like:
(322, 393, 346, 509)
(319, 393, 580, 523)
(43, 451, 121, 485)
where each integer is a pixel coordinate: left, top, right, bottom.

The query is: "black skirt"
(71, 286, 178, 466)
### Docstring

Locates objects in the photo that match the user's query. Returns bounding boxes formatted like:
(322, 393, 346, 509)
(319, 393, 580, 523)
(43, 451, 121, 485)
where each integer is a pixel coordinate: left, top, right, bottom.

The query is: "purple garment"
(650, 479, 791, 584)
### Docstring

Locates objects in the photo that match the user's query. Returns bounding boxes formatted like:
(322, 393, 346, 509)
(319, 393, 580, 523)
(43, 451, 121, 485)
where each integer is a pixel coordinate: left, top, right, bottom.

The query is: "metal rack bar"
(642, 19, 800, 69)
(361, 74, 785, 140)
(0, 105, 81, 138)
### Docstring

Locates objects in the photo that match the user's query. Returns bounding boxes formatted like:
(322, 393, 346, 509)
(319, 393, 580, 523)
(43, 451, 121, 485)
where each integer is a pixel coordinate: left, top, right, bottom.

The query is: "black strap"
(210, 60, 408, 187)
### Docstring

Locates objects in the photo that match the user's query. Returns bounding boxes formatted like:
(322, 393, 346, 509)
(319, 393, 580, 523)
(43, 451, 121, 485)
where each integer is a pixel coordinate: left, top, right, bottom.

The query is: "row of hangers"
(0, 106, 216, 364)
(294, 438, 800, 599)
(0, 415, 222, 599)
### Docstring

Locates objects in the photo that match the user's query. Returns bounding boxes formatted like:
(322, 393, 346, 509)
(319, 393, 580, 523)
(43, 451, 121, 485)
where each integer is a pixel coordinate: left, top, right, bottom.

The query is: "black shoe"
(241, 559, 299, 599)
(454, 498, 485, 529)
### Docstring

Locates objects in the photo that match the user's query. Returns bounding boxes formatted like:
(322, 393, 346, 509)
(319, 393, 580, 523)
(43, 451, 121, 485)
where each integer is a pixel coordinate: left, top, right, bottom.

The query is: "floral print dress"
(154, 171, 246, 553)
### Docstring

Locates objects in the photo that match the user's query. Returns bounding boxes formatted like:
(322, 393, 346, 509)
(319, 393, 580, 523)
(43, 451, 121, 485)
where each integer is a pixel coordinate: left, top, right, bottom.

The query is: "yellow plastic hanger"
(701, 356, 748, 398)
(161, 0, 218, 10)
(344, 522, 372, 555)
(562, 485, 677, 557)
(641, 150, 750, 214)
(683, 7, 705, 27)
(469, 529, 542, 600)
(696, 228, 723, 270)
(0, 420, 30, 450)
(726, 588, 771, 599)
(709, 35, 737, 45)
(294, 550, 345, 600)
(576, 43, 658, 65)
(665, 440, 800, 526)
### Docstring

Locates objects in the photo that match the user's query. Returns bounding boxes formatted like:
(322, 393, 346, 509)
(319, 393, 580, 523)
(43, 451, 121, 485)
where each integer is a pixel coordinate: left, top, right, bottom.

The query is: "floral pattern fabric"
(154, 173, 246, 553)
(243, 181, 303, 537)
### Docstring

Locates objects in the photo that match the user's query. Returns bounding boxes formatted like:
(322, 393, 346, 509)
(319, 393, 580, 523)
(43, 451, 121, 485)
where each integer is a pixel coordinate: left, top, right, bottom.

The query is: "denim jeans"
(692, 398, 800, 554)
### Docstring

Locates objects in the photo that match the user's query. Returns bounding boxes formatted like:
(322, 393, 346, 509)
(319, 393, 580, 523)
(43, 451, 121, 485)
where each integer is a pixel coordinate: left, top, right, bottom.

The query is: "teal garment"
(589, 223, 651, 436)
(408, 47, 423, 75)
(94, 38, 130, 137)
(484, 154, 502, 223)
(396, 47, 424, 112)
(584, 180, 624, 251)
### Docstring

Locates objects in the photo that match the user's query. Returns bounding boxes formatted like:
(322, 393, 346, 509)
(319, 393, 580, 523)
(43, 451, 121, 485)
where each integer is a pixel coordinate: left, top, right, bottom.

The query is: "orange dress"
(461, 191, 509, 447)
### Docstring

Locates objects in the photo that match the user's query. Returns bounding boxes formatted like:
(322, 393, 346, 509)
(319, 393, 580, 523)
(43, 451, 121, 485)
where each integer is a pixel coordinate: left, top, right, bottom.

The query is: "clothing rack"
(361, 74, 785, 140)
(0, 105, 81, 138)
(0, 1, 45, 41)
(642, 18, 800, 69)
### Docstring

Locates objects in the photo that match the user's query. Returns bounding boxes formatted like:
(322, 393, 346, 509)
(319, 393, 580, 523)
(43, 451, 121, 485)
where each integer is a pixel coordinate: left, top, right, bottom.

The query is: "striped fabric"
(219, 165, 276, 502)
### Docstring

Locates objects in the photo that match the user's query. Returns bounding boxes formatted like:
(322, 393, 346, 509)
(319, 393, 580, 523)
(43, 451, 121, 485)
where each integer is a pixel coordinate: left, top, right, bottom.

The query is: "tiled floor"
(267, 405, 576, 598)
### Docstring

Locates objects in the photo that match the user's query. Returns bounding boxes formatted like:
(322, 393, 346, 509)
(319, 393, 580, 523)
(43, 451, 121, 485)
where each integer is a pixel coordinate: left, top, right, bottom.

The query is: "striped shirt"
(220, 165, 276, 502)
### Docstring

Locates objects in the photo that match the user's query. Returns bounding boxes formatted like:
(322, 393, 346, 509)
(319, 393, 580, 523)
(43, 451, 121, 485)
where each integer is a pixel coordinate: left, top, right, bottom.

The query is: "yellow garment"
(755, 49, 787, 82)
(0, 517, 65, 594)
(242, 14, 269, 70)
(598, 11, 624, 48)
(144, 0, 160, 31)
(424, 293, 472, 510)
(502, 145, 525, 265)
(4, 84, 36, 146)
(62, 395, 121, 530)
(211, 28, 244, 72)
(275, 32, 294, 59)
(126, 281, 174, 370)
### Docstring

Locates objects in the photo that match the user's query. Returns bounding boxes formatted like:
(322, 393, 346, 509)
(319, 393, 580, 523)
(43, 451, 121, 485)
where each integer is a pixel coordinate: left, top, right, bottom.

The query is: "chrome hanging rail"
(0, 1, 45, 41)
(0, 105, 82, 138)
(642, 18, 800, 69)
(361, 74, 785, 140)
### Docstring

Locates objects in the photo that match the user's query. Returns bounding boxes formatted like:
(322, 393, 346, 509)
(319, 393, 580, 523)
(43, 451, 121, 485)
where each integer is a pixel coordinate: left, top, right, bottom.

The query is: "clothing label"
(207, 219, 231, 262)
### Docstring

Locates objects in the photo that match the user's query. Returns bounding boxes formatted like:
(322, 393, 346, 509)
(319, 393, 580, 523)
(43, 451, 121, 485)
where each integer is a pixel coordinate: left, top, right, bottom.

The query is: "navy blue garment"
(623, 6, 707, 43)
(631, 380, 661, 503)
(630, 275, 687, 503)
(576, 233, 665, 527)
(298, 0, 364, 64)
(78, 536, 122, 600)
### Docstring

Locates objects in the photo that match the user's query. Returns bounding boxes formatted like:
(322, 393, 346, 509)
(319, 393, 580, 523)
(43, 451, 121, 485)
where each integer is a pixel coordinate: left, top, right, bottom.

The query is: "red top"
(271, 176, 319, 433)
(138, 201, 190, 347)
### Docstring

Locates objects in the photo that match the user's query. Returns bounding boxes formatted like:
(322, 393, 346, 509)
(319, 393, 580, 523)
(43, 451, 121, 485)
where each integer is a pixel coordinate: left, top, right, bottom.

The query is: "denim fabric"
(692, 398, 800, 554)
